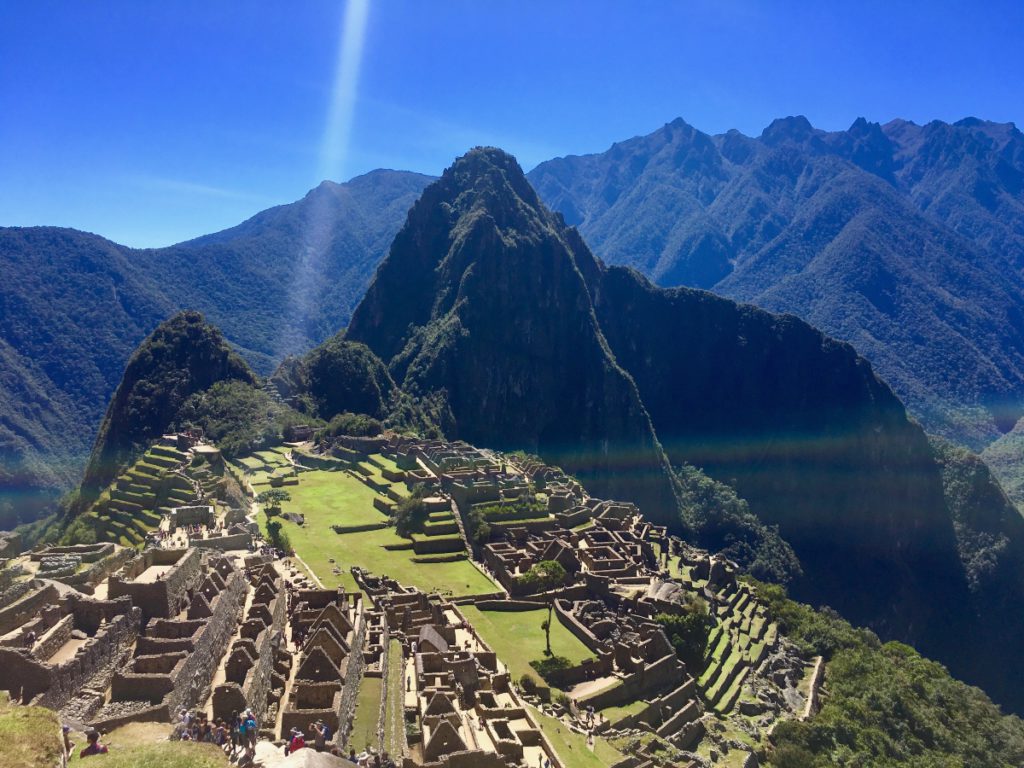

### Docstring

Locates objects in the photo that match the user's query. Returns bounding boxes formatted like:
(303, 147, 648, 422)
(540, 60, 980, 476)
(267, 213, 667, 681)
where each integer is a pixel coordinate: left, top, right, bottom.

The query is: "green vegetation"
(80, 310, 255, 501)
(272, 335, 396, 420)
(64, 443, 190, 546)
(754, 581, 1024, 767)
(0, 692, 62, 768)
(655, 600, 715, 669)
(516, 560, 569, 656)
(322, 411, 384, 438)
(675, 464, 800, 584)
(174, 380, 312, 457)
(347, 676, 382, 752)
(383, 639, 405, 758)
(528, 705, 623, 768)
(256, 468, 495, 596)
(392, 488, 429, 537)
(461, 605, 593, 687)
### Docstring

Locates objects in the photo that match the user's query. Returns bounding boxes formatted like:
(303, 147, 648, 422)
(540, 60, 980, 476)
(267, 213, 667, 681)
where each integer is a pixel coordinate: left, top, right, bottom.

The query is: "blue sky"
(1, 0, 1021, 247)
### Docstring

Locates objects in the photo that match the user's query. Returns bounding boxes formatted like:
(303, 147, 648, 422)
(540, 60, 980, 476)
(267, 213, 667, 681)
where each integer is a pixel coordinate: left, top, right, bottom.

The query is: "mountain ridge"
(528, 115, 1024, 451)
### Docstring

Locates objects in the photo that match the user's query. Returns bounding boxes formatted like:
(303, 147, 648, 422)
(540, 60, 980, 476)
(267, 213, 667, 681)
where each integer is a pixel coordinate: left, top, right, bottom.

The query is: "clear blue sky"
(1, 0, 1021, 247)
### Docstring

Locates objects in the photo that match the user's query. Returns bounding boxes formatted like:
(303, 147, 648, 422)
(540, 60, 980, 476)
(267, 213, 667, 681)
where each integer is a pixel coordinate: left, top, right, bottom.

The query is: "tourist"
(312, 720, 330, 751)
(229, 711, 241, 757)
(244, 709, 258, 756)
(62, 724, 74, 757)
(349, 747, 358, 764)
(285, 727, 305, 755)
(79, 730, 108, 758)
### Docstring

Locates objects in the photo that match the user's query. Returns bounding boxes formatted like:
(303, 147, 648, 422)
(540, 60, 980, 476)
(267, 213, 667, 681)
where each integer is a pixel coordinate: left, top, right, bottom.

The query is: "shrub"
(519, 674, 538, 694)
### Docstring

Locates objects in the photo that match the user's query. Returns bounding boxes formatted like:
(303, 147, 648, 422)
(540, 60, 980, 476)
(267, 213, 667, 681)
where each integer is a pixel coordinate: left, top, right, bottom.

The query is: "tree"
(655, 602, 715, 669)
(519, 560, 568, 656)
(257, 489, 291, 511)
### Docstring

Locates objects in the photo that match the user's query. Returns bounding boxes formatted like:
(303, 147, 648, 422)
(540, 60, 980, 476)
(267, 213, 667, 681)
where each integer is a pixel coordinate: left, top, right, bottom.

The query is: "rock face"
(346, 148, 680, 521)
(81, 310, 256, 498)
(529, 117, 1024, 450)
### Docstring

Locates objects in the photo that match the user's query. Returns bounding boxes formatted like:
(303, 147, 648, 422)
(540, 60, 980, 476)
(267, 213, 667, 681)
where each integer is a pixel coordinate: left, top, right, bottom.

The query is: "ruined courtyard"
(0, 432, 823, 768)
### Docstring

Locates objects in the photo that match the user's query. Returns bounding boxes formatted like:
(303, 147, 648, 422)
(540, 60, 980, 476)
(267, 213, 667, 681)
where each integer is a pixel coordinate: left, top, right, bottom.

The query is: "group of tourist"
(174, 707, 258, 760)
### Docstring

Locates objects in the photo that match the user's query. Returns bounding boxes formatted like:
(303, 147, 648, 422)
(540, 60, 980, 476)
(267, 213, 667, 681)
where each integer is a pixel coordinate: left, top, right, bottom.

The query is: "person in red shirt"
(286, 728, 305, 755)
(80, 730, 108, 758)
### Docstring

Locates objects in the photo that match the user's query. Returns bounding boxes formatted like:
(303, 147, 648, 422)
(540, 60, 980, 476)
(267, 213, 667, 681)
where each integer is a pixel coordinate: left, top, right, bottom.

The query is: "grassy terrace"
(0, 693, 62, 768)
(258, 467, 496, 597)
(383, 639, 405, 758)
(346, 676, 382, 752)
(460, 605, 595, 686)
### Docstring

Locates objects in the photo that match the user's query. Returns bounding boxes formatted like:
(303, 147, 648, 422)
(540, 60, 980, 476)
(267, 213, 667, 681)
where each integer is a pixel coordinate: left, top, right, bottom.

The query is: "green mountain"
(345, 148, 679, 517)
(0, 170, 431, 525)
(79, 310, 256, 500)
(0, 227, 175, 528)
(528, 117, 1024, 451)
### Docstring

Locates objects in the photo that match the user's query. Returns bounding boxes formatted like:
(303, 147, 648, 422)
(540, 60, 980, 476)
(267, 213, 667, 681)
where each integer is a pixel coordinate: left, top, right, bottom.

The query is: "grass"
(346, 676, 382, 752)
(260, 469, 497, 597)
(528, 706, 622, 768)
(383, 639, 405, 758)
(0, 693, 62, 768)
(84, 743, 228, 768)
(460, 605, 595, 686)
(599, 697, 649, 722)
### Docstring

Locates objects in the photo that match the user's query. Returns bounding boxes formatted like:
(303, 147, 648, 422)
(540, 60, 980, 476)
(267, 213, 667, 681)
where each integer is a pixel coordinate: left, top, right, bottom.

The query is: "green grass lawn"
(460, 605, 595, 685)
(346, 676, 382, 752)
(599, 696, 649, 722)
(529, 706, 622, 768)
(383, 639, 405, 758)
(261, 469, 497, 596)
(0, 693, 62, 768)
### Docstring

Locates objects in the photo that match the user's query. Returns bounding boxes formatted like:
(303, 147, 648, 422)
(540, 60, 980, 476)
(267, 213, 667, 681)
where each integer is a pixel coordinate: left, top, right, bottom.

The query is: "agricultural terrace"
(251, 459, 497, 597)
(459, 605, 595, 686)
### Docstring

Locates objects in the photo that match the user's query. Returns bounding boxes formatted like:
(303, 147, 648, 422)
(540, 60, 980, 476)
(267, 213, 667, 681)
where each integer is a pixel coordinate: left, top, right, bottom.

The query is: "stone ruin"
(212, 563, 292, 734)
(372, 584, 558, 768)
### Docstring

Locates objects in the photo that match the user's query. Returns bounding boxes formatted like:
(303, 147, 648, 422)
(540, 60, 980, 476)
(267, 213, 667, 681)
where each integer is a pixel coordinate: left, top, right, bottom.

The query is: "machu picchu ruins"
(1, 431, 825, 767)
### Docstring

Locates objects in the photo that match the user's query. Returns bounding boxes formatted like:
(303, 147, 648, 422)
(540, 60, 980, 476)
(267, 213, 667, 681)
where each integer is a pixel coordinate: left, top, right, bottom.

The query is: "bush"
(392, 488, 430, 537)
(516, 560, 568, 593)
(519, 674, 538, 694)
(322, 411, 384, 439)
(655, 601, 715, 669)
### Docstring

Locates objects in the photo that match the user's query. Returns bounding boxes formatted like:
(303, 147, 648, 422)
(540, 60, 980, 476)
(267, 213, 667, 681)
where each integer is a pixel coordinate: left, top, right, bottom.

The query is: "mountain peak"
(760, 114, 817, 145)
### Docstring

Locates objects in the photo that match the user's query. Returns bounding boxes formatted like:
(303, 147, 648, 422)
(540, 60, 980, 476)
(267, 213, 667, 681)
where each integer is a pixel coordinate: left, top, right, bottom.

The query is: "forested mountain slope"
(0, 170, 430, 522)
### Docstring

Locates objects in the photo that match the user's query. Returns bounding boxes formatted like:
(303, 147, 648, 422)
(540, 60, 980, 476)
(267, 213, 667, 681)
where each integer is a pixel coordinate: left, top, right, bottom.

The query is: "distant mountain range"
(529, 116, 1024, 453)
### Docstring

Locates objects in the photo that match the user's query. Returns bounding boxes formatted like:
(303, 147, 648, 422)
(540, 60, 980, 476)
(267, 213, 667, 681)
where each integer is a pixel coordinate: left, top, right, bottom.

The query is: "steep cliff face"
(346, 148, 680, 522)
(80, 310, 256, 499)
(591, 267, 971, 644)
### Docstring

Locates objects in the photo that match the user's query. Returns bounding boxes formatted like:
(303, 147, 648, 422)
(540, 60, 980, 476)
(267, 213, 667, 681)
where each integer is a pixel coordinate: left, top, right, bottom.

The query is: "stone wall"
(191, 532, 251, 551)
(108, 548, 203, 619)
(31, 614, 73, 661)
(166, 568, 246, 714)
(578, 652, 685, 710)
(0, 582, 56, 634)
